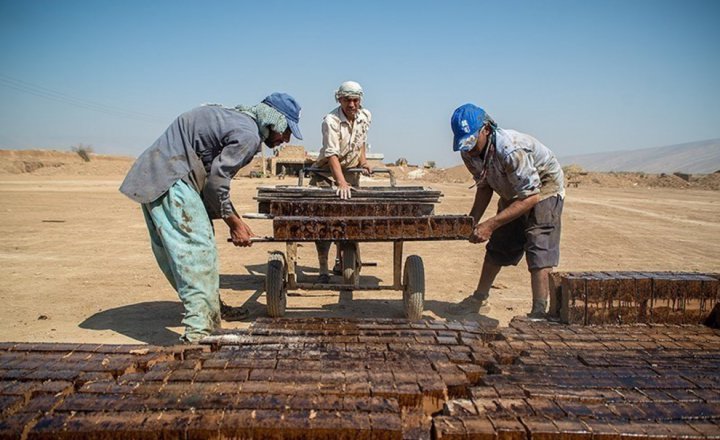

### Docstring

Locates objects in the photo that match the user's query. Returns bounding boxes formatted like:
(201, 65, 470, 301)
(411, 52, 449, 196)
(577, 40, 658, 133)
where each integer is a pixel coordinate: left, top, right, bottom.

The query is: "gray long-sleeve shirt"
(120, 106, 261, 219)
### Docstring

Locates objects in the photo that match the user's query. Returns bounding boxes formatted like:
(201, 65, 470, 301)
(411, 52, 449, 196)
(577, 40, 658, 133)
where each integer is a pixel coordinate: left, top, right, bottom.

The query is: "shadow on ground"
(79, 301, 184, 345)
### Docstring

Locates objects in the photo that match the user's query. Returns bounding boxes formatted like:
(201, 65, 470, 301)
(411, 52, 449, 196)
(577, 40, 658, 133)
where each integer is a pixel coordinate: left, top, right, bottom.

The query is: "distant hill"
(560, 139, 720, 174)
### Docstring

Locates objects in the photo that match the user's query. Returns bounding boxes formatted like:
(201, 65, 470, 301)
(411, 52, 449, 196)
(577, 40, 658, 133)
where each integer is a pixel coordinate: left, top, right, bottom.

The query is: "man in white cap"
(120, 92, 303, 342)
(311, 81, 373, 283)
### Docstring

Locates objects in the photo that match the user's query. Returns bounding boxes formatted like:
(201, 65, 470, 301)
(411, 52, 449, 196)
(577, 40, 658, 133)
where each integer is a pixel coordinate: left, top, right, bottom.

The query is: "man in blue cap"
(448, 104, 564, 319)
(120, 92, 302, 343)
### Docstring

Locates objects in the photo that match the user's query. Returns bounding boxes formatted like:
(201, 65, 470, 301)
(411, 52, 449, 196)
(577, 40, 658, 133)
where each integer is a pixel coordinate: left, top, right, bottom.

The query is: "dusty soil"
(1, 151, 718, 344)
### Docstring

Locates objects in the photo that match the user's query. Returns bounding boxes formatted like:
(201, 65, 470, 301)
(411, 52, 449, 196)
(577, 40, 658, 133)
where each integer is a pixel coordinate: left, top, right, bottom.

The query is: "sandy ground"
(0, 173, 718, 345)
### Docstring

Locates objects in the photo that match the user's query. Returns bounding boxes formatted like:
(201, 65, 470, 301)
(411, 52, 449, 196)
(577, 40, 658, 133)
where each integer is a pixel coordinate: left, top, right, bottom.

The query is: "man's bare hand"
(360, 163, 373, 176)
(229, 219, 254, 247)
(469, 221, 493, 244)
(336, 182, 352, 200)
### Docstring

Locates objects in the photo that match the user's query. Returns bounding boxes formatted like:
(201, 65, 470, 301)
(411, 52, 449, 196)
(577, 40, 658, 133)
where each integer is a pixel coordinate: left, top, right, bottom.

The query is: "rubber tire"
(266, 251, 287, 317)
(403, 255, 425, 321)
(341, 243, 359, 285)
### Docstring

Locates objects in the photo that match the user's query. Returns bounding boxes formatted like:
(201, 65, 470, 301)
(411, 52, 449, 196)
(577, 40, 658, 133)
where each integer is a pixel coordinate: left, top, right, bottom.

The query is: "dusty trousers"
(141, 179, 221, 343)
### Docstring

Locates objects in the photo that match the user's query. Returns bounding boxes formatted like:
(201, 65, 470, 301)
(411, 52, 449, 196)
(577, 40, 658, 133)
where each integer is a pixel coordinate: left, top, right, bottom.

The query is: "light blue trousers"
(142, 180, 221, 343)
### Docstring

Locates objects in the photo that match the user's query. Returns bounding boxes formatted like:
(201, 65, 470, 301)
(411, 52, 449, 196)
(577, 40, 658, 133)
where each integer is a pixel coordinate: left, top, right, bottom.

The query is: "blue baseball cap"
(262, 92, 303, 140)
(451, 103, 487, 152)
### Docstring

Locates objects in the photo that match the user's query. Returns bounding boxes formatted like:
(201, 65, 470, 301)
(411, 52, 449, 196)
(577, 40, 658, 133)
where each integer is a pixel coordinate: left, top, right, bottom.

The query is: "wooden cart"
(241, 168, 473, 319)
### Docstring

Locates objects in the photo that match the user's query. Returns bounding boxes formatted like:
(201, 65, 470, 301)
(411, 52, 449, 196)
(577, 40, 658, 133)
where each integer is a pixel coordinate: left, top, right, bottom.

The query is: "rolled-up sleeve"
(504, 149, 541, 199)
(320, 116, 342, 158)
(204, 129, 260, 219)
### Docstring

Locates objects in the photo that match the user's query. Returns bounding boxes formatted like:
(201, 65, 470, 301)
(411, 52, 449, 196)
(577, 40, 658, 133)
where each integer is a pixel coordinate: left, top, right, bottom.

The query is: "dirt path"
(1, 175, 718, 344)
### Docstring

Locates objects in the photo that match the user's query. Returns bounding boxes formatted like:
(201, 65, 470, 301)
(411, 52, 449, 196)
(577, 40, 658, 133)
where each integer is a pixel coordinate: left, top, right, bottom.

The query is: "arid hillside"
(3, 149, 719, 190)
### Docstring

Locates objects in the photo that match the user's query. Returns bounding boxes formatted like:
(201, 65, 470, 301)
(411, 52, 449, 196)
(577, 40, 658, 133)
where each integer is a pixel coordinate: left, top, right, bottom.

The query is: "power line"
(0, 74, 166, 124)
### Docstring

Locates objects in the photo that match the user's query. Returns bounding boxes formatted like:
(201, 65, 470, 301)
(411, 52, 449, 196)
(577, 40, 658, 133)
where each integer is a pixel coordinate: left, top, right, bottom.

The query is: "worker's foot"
(332, 258, 342, 275)
(526, 299, 548, 321)
(220, 301, 249, 321)
(448, 292, 489, 315)
(317, 273, 331, 284)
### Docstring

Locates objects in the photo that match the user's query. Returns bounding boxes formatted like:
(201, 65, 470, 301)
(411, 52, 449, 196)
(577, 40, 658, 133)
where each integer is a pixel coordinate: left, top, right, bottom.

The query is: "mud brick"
(488, 416, 528, 440)
(196, 368, 249, 383)
(493, 384, 527, 399)
(391, 370, 418, 385)
(25, 369, 81, 382)
(57, 394, 121, 412)
(677, 402, 720, 419)
(76, 381, 133, 395)
(443, 398, 479, 416)
(375, 218, 392, 237)
(141, 369, 168, 382)
(0, 381, 41, 398)
(135, 410, 199, 438)
(369, 412, 403, 440)
(548, 272, 564, 319)
(581, 419, 622, 440)
(288, 394, 344, 411)
(458, 364, 486, 383)
(470, 351, 498, 369)
(492, 349, 518, 365)
(686, 421, 720, 439)
(344, 380, 372, 397)
(345, 396, 400, 413)
(318, 371, 345, 386)
(345, 370, 370, 383)
(391, 382, 420, 407)
(495, 398, 534, 416)
(561, 275, 587, 325)
(116, 371, 144, 385)
(0, 412, 37, 440)
(417, 374, 446, 401)
(369, 371, 395, 386)
(600, 420, 649, 439)
(31, 380, 73, 397)
(165, 368, 196, 382)
(524, 398, 565, 418)
(604, 402, 649, 420)
(447, 352, 472, 365)
(689, 389, 720, 402)
(81, 412, 154, 438)
(0, 395, 24, 415)
(200, 358, 228, 369)
(552, 418, 593, 439)
(701, 277, 720, 301)
(25, 414, 70, 438)
(613, 388, 653, 403)
(433, 416, 468, 439)
(523, 416, 566, 440)
(471, 387, 500, 400)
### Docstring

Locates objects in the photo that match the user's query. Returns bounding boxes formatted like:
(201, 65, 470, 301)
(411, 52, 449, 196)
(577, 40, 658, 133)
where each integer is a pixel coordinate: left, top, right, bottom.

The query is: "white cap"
(335, 81, 364, 101)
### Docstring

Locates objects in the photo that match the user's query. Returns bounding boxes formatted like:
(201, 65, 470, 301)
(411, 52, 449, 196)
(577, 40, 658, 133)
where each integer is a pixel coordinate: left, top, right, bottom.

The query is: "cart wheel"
(341, 242, 360, 285)
(266, 251, 287, 317)
(403, 255, 425, 320)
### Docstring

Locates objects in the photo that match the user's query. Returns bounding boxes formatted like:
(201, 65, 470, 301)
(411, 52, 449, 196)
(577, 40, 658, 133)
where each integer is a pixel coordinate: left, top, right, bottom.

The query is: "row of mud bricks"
(272, 215, 474, 241)
(1, 317, 719, 439)
(548, 271, 720, 325)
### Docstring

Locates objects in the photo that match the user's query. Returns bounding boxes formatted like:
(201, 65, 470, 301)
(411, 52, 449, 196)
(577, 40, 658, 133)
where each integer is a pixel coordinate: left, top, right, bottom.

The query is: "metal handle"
(226, 236, 275, 243)
(298, 166, 396, 187)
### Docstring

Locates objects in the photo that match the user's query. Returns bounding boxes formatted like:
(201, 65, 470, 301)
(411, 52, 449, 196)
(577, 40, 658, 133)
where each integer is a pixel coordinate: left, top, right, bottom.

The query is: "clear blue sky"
(1, 0, 718, 167)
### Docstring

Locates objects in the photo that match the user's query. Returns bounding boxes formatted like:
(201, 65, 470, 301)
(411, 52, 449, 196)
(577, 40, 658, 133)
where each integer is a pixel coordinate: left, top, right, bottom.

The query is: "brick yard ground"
(1, 317, 719, 438)
(1, 157, 719, 438)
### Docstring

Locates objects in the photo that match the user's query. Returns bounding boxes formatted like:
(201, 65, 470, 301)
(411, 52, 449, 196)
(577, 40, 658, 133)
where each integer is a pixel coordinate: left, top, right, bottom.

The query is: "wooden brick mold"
(549, 272, 720, 325)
